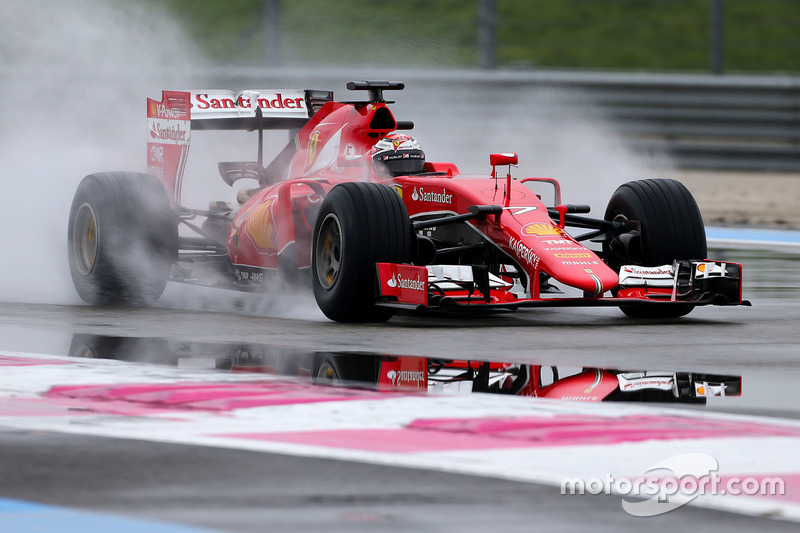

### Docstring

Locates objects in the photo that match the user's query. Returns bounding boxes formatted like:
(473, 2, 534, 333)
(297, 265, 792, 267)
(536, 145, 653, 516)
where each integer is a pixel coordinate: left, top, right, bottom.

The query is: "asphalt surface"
(1, 429, 798, 533)
(1, 249, 799, 531)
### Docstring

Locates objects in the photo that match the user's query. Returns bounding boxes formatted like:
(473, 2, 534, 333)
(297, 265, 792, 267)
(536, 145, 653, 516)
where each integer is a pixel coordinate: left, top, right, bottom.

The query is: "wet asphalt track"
(1, 429, 798, 533)
(1, 248, 799, 531)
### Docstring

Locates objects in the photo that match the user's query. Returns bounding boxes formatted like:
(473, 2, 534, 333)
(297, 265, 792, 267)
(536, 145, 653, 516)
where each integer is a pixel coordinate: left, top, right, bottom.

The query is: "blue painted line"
(706, 226, 800, 251)
(707, 226, 800, 243)
(0, 497, 224, 533)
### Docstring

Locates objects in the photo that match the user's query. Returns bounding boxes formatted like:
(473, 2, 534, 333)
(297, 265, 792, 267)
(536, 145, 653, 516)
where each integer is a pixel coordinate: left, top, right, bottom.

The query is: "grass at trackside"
(148, 0, 800, 73)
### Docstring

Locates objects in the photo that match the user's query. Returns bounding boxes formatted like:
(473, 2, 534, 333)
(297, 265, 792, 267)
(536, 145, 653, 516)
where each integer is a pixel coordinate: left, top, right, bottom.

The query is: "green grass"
(147, 0, 800, 73)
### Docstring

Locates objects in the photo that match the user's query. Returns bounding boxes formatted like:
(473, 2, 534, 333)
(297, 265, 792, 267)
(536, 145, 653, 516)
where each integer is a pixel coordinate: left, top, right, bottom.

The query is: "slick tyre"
(68, 172, 178, 305)
(311, 353, 381, 386)
(311, 182, 413, 322)
(68, 334, 171, 364)
(603, 178, 706, 319)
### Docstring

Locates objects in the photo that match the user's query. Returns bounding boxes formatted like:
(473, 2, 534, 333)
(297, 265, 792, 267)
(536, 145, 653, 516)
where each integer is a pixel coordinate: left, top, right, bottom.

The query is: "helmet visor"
(376, 149, 425, 176)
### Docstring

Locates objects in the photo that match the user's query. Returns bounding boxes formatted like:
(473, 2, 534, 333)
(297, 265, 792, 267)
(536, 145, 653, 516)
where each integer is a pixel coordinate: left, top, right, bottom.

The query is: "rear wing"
(146, 88, 333, 204)
(189, 89, 334, 130)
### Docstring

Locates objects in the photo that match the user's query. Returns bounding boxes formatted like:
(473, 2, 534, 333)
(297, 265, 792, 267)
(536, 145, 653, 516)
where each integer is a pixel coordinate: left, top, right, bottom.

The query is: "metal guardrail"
(553, 72, 800, 172)
(197, 67, 800, 172)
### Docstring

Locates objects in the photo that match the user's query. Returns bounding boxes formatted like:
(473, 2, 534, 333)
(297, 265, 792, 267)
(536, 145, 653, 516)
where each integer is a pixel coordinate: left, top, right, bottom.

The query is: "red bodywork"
(145, 84, 745, 311)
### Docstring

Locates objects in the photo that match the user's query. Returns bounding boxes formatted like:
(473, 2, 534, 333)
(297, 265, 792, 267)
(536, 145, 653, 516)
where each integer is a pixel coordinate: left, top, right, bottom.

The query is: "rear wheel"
(68, 172, 178, 305)
(603, 178, 706, 319)
(311, 182, 413, 322)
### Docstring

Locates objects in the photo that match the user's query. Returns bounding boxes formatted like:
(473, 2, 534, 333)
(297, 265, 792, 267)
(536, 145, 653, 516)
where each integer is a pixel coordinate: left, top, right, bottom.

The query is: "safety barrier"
(205, 67, 800, 172)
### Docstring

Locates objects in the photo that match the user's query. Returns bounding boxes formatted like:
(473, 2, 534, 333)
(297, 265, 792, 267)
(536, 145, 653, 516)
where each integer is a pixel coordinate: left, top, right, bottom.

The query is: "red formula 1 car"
(68, 81, 749, 322)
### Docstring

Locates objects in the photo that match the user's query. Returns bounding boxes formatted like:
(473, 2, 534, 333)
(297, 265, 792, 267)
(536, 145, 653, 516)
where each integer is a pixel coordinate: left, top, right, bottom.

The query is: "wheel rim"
(72, 344, 96, 358)
(315, 213, 343, 290)
(314, 362, 340, 384)
(73, 203, 98, 275)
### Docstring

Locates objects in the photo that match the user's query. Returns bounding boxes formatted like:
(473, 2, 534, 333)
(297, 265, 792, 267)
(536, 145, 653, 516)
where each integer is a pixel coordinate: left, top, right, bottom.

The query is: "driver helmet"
(368, 133, 425, 176)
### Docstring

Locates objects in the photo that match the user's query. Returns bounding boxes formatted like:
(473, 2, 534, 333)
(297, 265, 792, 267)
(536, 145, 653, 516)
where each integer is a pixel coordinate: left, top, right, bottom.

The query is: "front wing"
(376, 260, 750, 313)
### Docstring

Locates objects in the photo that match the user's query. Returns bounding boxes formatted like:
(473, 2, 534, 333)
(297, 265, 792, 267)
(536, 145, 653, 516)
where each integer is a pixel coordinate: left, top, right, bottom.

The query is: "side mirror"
(490, 153, 518, 166)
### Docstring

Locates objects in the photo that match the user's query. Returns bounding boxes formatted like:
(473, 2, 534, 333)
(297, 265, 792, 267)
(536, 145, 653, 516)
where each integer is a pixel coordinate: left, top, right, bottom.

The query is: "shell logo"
(522, 223, 565, 237)
(245, 197, 278, 252)
(149, 100, 157, 117)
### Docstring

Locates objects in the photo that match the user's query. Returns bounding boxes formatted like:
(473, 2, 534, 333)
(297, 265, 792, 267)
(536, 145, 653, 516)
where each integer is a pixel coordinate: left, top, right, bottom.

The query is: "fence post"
(264, 0, 281, 66)
(478, 0, 497, 70)
(711, 0, 724, 74)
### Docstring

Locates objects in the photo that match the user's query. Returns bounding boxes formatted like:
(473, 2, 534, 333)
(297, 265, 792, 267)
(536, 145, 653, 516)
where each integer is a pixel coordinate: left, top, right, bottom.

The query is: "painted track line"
(0, 497, 224, 533)
(707, 226, 800, 252)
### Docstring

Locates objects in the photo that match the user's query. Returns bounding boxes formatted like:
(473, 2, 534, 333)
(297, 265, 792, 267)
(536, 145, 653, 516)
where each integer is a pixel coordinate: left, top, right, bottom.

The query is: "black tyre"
(68, 172, 178, 305)
(603, 178, 706, 319)
(68, 334, 171, 364)
(311, 353, 380, 387)
(311, 182, 413, 322)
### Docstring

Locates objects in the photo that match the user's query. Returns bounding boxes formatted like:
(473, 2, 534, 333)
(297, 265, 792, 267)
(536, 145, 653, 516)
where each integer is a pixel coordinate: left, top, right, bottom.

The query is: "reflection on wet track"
(69, 334, 742, 406)
(0, 247, 797, 417)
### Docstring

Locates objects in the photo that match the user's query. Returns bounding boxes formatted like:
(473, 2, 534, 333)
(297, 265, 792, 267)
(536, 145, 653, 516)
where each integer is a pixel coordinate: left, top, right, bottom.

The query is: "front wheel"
(603, 178, 706, 319)
(311, 182, 413, 322)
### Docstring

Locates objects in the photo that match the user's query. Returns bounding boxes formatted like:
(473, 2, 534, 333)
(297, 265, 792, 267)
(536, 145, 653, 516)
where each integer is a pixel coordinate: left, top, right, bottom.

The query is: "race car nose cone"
(540, 252, 619, 296)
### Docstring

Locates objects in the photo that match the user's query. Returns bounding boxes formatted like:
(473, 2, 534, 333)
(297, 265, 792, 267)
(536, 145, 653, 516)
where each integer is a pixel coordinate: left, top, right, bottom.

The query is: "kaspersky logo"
(508, 236, 540, 269)
(411, 187, 452, 204)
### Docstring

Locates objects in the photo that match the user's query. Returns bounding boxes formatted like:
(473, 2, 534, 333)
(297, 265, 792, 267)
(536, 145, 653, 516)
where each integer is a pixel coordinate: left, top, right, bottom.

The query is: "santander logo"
(411, 186, 452, 204)
(623, 266, 673, 276)
(387, 369, 425, 387)
(386, 272, 425, 292)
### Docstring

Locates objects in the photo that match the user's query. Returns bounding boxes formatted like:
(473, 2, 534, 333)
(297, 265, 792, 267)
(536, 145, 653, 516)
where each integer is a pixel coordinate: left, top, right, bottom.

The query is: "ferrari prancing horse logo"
(307, 130, 321, 165)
